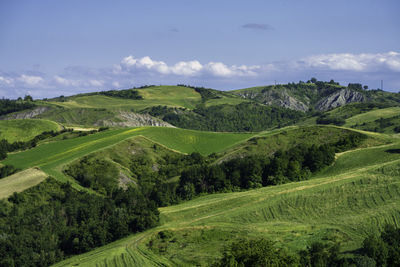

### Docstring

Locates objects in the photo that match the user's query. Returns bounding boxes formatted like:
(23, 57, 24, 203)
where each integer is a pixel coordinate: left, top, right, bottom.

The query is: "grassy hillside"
(216, 125, 384, 163)
(0, 119, 61, 142)
(1, 127, 253, 189)
(344, 107, 400, 127)
(45, 86, 202, 111)
(53, 136, 400, 266)
(0, 168, 47, 199)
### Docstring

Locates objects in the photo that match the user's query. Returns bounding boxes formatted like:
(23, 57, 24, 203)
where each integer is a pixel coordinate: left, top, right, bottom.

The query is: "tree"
(24, 95, 33, 101)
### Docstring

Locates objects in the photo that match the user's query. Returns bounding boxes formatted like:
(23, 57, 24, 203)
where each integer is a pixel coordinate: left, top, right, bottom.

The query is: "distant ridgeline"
(1, 79, 399, 132)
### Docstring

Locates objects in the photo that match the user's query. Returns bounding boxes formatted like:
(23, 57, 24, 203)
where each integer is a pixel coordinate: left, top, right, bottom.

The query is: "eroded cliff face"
(235, 87, 368, 112)
(0, 106, 51, 120)
(95, 111, 174, 127)
(236, 90, 309, 112)
(315, 89, 366, 111)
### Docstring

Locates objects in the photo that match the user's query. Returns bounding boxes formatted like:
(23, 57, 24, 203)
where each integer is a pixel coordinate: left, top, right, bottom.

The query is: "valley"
(0, 80, 399, 266)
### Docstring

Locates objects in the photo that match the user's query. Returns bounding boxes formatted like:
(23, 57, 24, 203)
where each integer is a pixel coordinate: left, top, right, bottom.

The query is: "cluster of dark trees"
(177, 84, 222, 102)
(177, 144, 335, 200)
(144, 102, 304, 132)
(64, 156, 120, 196)
(0, 164, 19, 179)
(0, 97, 35, 116)
(352, 115, 400, 133)
(214, 225, 400, 266)
(316, 114, 346, 126)
(0, 178, 159, 267)
(98, 89, 143, 100)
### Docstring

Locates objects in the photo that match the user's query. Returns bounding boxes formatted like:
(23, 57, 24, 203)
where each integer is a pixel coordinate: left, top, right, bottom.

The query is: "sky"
(0, 0, 399, 99)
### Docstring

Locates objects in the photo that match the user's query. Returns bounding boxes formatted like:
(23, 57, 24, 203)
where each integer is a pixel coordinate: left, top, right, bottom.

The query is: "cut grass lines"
(53, 139, 400, 267)
(0, 168, 48, 199)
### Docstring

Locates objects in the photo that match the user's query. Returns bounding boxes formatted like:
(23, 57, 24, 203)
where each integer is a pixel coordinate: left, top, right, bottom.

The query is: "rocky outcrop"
(237, 89, 309, 112)
(95, 111, 174, 127)
(315, 89, 366, 111)
(0, 106, 51, 120)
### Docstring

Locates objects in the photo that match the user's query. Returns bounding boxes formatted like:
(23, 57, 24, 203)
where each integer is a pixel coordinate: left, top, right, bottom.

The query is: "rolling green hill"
(344, 107, 400, 127)
(1, 127, 253, 190)
(0, 119, 61, 142)
(52, 135, 400, 266)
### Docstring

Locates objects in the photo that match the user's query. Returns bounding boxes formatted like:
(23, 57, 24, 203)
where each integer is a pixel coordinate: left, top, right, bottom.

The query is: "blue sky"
(0, 0, 399, 98)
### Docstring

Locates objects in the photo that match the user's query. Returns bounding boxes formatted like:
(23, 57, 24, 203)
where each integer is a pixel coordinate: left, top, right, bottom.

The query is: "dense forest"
(0, 178, 159, 267)
(144, 102, 305, 132)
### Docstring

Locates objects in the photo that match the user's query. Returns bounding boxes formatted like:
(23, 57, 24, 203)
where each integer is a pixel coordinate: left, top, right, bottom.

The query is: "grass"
(53, 138, 400, 267)
(2, 127, 253, 188)
(0, 119, 61, 142)
(46, 86, 202, 111)
(0, 168, 48, 199)
(344, 107, 400, 127)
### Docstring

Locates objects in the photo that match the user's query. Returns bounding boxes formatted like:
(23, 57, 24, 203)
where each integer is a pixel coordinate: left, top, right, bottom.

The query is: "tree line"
(144, 102, 305, 132)
(0, 97, 35, 117)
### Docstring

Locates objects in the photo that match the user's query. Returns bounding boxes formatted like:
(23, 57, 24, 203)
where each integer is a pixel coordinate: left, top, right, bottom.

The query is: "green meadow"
(344, 106, 400, 127)
(53, 136, 400, 266)
(0, 119, 61, 142)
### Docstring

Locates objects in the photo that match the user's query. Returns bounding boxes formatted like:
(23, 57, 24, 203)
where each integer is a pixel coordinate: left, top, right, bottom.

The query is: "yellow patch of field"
(0, 168, 48, 199)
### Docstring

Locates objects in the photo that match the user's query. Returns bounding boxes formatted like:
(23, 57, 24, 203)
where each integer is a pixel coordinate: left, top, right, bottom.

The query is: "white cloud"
(18, 74, 44, 85)
(120, 55, 261, 77)
(171, 60, 203, 76)
(0, 76, 13, 85)
(89, 80, 104, 87)
(206, 62, 233, 77)
(302, 51, 400, 72)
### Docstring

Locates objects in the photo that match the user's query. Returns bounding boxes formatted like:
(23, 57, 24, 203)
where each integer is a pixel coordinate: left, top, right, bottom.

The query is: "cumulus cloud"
(18, 74, 44, 85)
(302, 51, 400, 72)
(119, 55, 261, 77)
(242, 23, 273, 31)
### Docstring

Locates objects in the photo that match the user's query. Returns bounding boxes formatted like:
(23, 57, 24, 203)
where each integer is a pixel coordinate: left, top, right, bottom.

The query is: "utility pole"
(381, 80, 383, 91)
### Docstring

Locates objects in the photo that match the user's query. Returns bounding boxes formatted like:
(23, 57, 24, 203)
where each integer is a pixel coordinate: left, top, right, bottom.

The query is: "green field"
(344, 107, 400, 127)
(2, 127, 253, 188)
(46, 86, 202, 111)
(0, 168, 48, 199)
(0, 119, 61, 142)
(53, 137, 400, 266)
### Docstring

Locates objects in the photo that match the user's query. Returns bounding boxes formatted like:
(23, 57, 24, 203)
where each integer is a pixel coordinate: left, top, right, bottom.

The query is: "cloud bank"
(1, 51, 399, 98)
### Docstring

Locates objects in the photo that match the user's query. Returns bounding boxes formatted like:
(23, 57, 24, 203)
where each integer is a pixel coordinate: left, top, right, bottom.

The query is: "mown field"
(0, 119, 61, 142)
(0, 168, 48, 199)
(53, 136, 400, 266)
